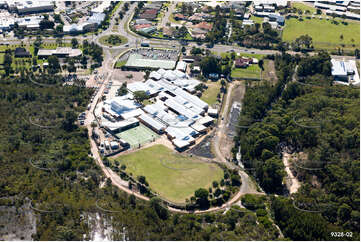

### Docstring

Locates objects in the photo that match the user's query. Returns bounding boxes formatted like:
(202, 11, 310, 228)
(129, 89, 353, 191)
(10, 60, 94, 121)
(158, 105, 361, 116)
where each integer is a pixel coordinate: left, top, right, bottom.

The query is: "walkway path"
(282, 152, 301, 194)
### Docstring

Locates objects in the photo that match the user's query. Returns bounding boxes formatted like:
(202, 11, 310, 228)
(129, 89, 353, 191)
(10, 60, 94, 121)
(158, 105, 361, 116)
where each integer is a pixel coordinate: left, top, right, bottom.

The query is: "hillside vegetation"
(235, 52, 360, 240)
(0, 73, 280, 240)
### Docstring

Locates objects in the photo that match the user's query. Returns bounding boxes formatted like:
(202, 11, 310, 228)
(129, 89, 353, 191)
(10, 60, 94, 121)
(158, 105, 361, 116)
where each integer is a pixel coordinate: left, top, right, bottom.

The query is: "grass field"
(111, 144, 224, 203)
(250, 15, 263, 24)
(231, 65, 261, 80)
(116, 124, 158, 148)
(201, 80, 221, 105)
(292, 2, 316, 13)
(282, 18, 360, 50)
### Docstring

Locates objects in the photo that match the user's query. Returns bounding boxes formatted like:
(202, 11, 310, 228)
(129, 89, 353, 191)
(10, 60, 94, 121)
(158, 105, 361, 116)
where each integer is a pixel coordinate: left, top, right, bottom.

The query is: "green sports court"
(115, 124, 159, 148)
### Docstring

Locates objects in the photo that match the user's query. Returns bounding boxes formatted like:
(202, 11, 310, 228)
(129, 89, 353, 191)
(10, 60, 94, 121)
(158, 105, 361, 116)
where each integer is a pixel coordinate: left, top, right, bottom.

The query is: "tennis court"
(116, 124, 159, 148)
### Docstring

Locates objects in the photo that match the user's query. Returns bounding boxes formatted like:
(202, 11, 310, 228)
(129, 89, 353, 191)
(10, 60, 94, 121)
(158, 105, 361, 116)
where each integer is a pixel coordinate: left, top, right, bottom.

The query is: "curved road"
(213, 82, 264, 196)
(15, 2, 345, 213)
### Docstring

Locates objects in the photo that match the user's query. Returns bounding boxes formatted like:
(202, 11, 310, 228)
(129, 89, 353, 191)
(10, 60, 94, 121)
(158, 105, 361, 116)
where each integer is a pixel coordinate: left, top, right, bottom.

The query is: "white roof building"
(110, 141, 119, 149)
(16, 15, 43, 29)
(165, 126, 197, 141)
(157, 68, 167, 76)
(120, 109, 144, 120)
(163, 70, 178, 81)
(164, 98, 200, 120)
(37, 47, 82, 57)
(208, 108, 218, 117)
(149, 71, 162, 80)
(176, 61, 187, 72)
(139, 113, 166, 132)
(8, 0, 54, 14)
(174, 70, 187, 79)
(331, 59, 360, 85)
(102, 118, 139, 132)
(0, 13, 15, 31)
(91, 1, 111, 14)
(143, 102, 168, 115)
(172, 88, 209, 110)
(110, 98, 140, 114)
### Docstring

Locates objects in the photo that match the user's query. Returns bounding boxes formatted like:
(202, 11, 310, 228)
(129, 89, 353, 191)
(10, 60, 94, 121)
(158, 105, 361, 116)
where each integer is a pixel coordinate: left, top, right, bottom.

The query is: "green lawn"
(168, 13, 183, 24)
(201, 80, 221, 105)
(231, 64, 262, 80)
(115, 60, 127, 68)
(112, 25, 119, 32)
(250, 15, 263, 24)
(292, 2, 316, 13)
(142, 99, 154, 106)
(111, 145, 223, 203)
(283, 18, 360, 50)
(110, 1, 122, 17)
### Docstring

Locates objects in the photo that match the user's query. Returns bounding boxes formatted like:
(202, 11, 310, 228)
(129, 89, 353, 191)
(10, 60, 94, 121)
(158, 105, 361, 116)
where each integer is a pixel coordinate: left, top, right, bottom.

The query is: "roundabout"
(98, 34, 128, 48)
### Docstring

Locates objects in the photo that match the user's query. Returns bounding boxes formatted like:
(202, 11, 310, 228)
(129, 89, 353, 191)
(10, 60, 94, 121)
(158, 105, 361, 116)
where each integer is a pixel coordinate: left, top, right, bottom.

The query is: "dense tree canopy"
(0, 73, 281, 240)
(235, 52, 360, 240)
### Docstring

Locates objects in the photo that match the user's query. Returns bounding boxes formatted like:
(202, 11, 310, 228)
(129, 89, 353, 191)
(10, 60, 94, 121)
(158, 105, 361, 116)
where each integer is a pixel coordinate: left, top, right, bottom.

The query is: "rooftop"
(125, 54, 176, 70)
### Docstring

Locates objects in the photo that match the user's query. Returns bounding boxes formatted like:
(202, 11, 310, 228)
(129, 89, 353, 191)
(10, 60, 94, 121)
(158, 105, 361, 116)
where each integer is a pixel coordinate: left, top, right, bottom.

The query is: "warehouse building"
(331, 59, 360, 85)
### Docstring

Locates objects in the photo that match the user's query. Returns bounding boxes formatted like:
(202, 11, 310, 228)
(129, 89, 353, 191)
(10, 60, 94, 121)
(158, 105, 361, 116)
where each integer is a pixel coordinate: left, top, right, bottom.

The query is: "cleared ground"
(115, 124, 158, 148)
(282, 18, 360, 50)
(200, 80, 221, 106)
(111, 144, 223, 203)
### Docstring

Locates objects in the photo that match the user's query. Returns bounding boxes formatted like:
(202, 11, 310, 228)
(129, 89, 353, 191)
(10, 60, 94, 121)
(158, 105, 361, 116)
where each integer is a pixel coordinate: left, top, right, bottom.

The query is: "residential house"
(174, 13, 187, 20)
(135, 23, 152, 30)
(138, 9, 158, 20)
(235, 57, 253, 68)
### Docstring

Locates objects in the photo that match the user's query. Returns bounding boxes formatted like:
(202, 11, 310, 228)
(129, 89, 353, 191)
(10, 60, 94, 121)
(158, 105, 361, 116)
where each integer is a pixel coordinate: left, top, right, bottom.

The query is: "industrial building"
(331, 59, 360, 85)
